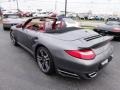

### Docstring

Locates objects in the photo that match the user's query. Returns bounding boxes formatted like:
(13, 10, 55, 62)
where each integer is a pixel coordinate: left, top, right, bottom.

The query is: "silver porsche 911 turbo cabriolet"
(10, 17, 113, 79)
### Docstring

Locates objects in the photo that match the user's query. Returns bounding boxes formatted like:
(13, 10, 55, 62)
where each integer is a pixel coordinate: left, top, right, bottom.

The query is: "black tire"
(10, 30, 18, 46)
(99, 32, 106, 36)
(3, 27, 11, 31)
(3, 27, 7, 31)
(114, 36, 120, 41)
(36, 46, 55, 75)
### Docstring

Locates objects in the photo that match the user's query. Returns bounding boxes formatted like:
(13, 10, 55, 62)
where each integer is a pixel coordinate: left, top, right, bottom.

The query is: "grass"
(79, 20, 105, 22)
(81, 26, 95, 30)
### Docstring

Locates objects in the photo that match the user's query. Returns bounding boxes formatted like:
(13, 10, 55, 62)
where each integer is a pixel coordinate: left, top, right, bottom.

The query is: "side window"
(25, 19, 45, 31)
(25, 19, 39, 31)
(23, 18, 56, 31)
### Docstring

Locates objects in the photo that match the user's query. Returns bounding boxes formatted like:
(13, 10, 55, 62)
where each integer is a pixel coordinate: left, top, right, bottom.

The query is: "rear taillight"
(112, 28, 120, 32)
(65, 49, 96, 60)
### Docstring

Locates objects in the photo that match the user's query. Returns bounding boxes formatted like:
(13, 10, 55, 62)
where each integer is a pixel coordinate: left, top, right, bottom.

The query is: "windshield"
(46, 27, 81, 33)
(106, 21, 120, 25)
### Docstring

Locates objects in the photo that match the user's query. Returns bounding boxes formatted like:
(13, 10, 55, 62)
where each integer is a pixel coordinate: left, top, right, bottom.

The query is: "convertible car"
(10, 17, 113, 79)
(94, 20, 120, 38)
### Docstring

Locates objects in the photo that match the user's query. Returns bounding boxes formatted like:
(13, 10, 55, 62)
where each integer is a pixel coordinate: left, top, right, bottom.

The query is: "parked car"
(94, 16, 104, 20)
(94, 20, 120, 38)
(106, 17, 119, 21)
(88, 16, 95, 20)
(3, 13, 25, 30)
(10, 17, 113, 79)
(33, 12, 48, 17)
(57, 17, 80, 28)
(18, 11, 32, 17)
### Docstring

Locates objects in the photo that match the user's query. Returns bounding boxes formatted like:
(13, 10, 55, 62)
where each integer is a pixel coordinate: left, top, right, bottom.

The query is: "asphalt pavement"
(0, 25, 120, 90)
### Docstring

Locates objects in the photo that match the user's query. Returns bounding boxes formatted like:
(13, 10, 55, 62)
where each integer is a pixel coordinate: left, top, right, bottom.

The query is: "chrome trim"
(88, 72, 97, 78)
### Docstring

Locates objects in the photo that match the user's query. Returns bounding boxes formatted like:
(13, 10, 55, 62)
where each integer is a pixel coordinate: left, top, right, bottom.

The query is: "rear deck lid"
(48, 29, 99, 41)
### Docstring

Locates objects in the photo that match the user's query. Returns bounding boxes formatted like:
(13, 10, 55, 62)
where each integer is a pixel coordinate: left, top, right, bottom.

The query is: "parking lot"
(0, 24, 120, 90)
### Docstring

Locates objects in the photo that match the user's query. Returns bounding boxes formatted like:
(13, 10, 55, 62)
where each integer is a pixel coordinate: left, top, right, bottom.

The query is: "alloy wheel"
(37, 48, 51, 73)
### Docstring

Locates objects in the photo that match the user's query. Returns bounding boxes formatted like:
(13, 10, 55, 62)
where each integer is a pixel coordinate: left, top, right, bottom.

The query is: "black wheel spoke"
(42, 62, 46, 69)
(44, 61, 49, 70)
(40, 49, 44, 57)
(44, 56, 50, 61)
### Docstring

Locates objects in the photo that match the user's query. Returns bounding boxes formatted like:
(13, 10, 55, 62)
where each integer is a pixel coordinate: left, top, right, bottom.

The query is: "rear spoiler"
(79, 36, 113, 49)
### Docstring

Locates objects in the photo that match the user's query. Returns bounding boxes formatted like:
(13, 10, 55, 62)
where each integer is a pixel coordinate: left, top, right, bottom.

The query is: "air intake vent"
(84, 35, 102, 41)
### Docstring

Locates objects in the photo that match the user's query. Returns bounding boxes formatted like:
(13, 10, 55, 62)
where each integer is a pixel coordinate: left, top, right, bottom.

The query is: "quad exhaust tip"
(87, 72, 97, 78)
(57, 69, 80, 79)
(57, 69, 98, 79)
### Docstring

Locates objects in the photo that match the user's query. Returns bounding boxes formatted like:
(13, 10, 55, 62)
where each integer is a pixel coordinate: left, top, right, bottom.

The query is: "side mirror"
(16, 24, 23, 28)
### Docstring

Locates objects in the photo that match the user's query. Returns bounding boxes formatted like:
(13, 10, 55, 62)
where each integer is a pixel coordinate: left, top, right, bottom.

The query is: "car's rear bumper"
(54, 45, 113, 79)
(3, 23, 17, 29)
(56, 55, 113, 79)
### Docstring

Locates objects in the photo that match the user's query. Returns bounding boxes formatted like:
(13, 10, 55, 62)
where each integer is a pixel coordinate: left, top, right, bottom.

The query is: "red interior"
(24, 19, 65, 32)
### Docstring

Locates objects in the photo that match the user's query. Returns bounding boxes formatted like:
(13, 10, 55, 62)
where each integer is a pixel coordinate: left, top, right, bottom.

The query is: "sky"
(1, 0, 120, 15)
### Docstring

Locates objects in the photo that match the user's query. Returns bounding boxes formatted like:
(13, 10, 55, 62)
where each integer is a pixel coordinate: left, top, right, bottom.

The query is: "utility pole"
(0, 3, 3, 21)
(65, 0, 67, 17)
(0, 7, 2, 21)
(16, 0, 19, 11)
(55, 0, 57, 11)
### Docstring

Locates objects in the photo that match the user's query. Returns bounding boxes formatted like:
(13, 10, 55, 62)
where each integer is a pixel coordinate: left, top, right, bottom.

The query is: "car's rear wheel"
(98, 31, 106, 36)
(36, 47, 55, 74)
(10, 30, 18, 46)
(114, 36, 120, 41)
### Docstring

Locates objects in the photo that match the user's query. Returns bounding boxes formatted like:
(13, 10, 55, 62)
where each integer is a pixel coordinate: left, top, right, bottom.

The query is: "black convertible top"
(45, 27, 82, 33)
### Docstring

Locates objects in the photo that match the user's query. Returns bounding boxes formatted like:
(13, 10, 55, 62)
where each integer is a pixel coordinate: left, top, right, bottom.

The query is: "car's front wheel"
(36, 46, 55, 74)
(10, 30, 18, 46)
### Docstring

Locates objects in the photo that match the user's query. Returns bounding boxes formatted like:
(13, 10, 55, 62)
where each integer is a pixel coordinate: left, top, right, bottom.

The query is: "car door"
(22, 19, 41, 51)
(15, 25, 38, 53)
(15, 26, 27, 46)
(14, 18, 33, 48)
(24, 29, 39, 51)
